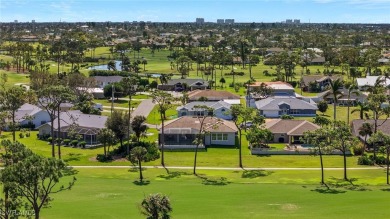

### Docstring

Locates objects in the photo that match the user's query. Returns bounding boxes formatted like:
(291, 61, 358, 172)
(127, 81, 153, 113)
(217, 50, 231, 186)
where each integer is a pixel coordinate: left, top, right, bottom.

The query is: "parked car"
(93, 103, 103, 111)
(240, 121, 253, 129)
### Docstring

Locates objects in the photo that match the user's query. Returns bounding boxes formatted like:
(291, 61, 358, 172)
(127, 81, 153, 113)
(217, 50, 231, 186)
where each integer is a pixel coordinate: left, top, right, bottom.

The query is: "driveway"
(131, 99, 155, 118)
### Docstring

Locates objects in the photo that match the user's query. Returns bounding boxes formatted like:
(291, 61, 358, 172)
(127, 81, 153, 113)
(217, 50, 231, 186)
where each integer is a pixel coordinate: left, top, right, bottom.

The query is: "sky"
(1, 0, 390, 23)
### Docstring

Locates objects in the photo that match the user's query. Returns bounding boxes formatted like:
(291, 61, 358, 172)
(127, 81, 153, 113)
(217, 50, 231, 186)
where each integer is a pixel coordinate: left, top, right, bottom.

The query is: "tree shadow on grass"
(380, 188, 390, 192)
(158, 171, 191, 180)
(63, 153, 82, 162)
(128, 167, 147, 173)
(133, 180, 150, 186)
(196, 174, 231, 186)
(328, 177, 371, 192)
(241, 170, 273, 179)
(311, 185, 347, 194)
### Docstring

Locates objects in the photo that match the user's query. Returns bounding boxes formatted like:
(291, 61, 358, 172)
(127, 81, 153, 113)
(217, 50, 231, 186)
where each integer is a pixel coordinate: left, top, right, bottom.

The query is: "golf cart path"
(71, 166, 384, 170)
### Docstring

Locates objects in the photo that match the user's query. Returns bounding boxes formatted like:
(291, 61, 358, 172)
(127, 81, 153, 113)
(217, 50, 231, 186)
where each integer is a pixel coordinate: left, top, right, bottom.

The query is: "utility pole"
(111, 84, 115, 115)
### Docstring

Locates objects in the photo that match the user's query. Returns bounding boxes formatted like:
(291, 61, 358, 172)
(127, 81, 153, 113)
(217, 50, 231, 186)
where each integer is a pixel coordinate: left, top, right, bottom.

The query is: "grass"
(146, 105, 179, 125)
(1, 131, 364, 168)
(40, 167, 390, 219)
(0, 70, 30, 88)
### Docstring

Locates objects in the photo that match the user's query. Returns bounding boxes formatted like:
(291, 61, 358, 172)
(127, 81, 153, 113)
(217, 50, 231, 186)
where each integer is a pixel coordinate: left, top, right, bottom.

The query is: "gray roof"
(177, 100, 231, 111)
(15, 103, 42, 122)
(93, 76, 123, 83)
(351, 119, 390, 141)
(255, 97, 318, 111)
(42, 110, 107, 130)
(166, 79, 209, 87)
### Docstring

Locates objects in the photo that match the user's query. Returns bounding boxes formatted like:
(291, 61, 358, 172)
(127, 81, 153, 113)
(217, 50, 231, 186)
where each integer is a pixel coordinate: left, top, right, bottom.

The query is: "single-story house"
(254, 96, 318, 118)
(309, 56, 326, 65)
(38, 110, 108, 146)
(159, 116, 238, 148)
(157, 79, 209, 91)
(351, 119, 390, 142)
(177, 100, 232, 120)
(300, 75, 341, 92)
(356, 76, 390, 90)
(265, 119, 320, 144)
(11, 103, 51, 129)
(92, 76, 123, 89)
(77, 87, 105, 99)
(187, 90, 240, 104)
(318, 89, 368, 106)
(247, 81, 296, 107)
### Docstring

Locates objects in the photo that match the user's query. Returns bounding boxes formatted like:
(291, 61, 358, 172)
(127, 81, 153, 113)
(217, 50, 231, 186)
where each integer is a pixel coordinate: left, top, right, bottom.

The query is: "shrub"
(150, 81, 158, 89)
(96, 154, 113, 162)
(25, 132, 30, 137)
(47, 137, 53, 142)
(19, 133, 24, 138)
(71, 140, 79, 147)
(372, 155, 387, 165)
(78, 141, 87, 148)
(63, 139, 71, 146)
(357, 155, 374, 165)
(280, 114, 294, 120)
(352, 144, 364, 156)
(287, 81, 298, 88)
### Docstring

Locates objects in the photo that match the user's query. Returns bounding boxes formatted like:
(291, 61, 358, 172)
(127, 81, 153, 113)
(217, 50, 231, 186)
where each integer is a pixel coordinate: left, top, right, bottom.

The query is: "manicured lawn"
(40, 168, 390, 219)
(1, 131, 364, 168)
(146, 105, 179, 125)
(0, 70, 30, 88)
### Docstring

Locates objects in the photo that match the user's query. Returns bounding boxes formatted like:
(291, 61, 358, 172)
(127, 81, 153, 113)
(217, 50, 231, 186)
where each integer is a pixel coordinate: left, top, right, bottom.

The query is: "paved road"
(71, 166, 384, 170)
(132, 99, 156, 118)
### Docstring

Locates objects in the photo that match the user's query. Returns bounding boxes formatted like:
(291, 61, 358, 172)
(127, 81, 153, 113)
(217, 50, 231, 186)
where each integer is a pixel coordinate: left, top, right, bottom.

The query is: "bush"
(96, 154, 113, 162)
(71, 140, 79, 147)
(78, 141, 87, 148)
(47, 137, 53, 142)
(357, 155, 374, 165)
(19, 133, 24, 138)
(372, 155, 387, 165)
(63, 139, 71, 146)
(280, 114, 294, 120)
(352, 144, 364, 156)
(150, 81, 158, 89)
(287, 81, 298, 88)
(25, 132, 30, 137)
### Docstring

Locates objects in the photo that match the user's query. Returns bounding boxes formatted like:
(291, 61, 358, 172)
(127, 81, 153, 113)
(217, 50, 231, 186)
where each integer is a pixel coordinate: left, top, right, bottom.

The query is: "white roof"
(356, 76, 390, 87)
(268, 84, 295, 90)
(223, 99, 241, 105)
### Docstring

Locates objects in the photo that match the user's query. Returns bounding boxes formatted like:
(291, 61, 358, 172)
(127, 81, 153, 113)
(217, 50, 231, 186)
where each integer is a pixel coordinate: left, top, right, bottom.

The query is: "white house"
(14, 103, 51, 129)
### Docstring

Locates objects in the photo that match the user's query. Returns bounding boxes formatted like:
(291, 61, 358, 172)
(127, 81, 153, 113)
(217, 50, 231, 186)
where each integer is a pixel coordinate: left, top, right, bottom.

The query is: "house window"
(212, 133, 228, 141)
(290, 109, 299, 114)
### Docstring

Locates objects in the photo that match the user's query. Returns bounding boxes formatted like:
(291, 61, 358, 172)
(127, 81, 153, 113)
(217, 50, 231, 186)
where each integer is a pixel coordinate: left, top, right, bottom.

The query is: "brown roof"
(351, 119, 390, 138)
(265, 119, 319, 136)
(188, 90, 240, 101)
(163, 116, 238, 133)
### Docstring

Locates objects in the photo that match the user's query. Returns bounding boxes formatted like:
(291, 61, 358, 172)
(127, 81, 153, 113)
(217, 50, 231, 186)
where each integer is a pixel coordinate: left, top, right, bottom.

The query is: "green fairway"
(41, 168, 390, 219)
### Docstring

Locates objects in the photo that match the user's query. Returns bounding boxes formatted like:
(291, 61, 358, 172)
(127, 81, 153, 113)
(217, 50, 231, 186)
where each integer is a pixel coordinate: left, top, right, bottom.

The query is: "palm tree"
(129, 146, 147, 182)
(140, 193, 172, 219)
(141, 59, 148, 71)
(345, 82, 360, 124)
(358, 122, 373, 156)
(325, 78, 343, 121)
(351, 101, 370, 120)
(131, 116, 148, 143)
(97, 128, 116, 158)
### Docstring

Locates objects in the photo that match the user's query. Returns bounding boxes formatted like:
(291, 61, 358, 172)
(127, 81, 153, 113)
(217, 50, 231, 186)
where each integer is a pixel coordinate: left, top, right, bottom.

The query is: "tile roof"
(265, 119, 319, 135)
(351, 119, 390, 140)
(177, 100, 231, 111)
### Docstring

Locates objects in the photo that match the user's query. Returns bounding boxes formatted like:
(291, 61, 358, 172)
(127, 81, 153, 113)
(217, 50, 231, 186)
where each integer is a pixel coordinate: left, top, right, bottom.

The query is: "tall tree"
(151, 90, 175, 166)
(131, 116, 148, 143)
(140, 193, 172, 219)
(358, 122, 373, 156)
(106, 110, 129, 147)
(0, 87, 26, 141)
(303, 126, 333, 184)
(1, 142, 76, 219)
(121, 77, 138, 154)
(325, 78, 343, 121)
(368, 131, 390, 184)
(192, 105, 215, 175)
(129, 146, 147, 182)
(351, 101, 370, 120)
(97, 128, 117, 158)
(345, 82, 359, 124)
(231, 105, 264, 168)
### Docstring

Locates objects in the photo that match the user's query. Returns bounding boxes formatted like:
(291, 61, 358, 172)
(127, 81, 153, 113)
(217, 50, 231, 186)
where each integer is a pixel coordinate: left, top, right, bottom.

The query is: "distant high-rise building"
(217, 19, 224, 24)
(32, 20, 35, 23)
(225, 19, 234, 24)
(196, 18, 205, 24)
(286, 19, 293, 24)
(294, 19, 300, 24)
(14, 20, 18, 23)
